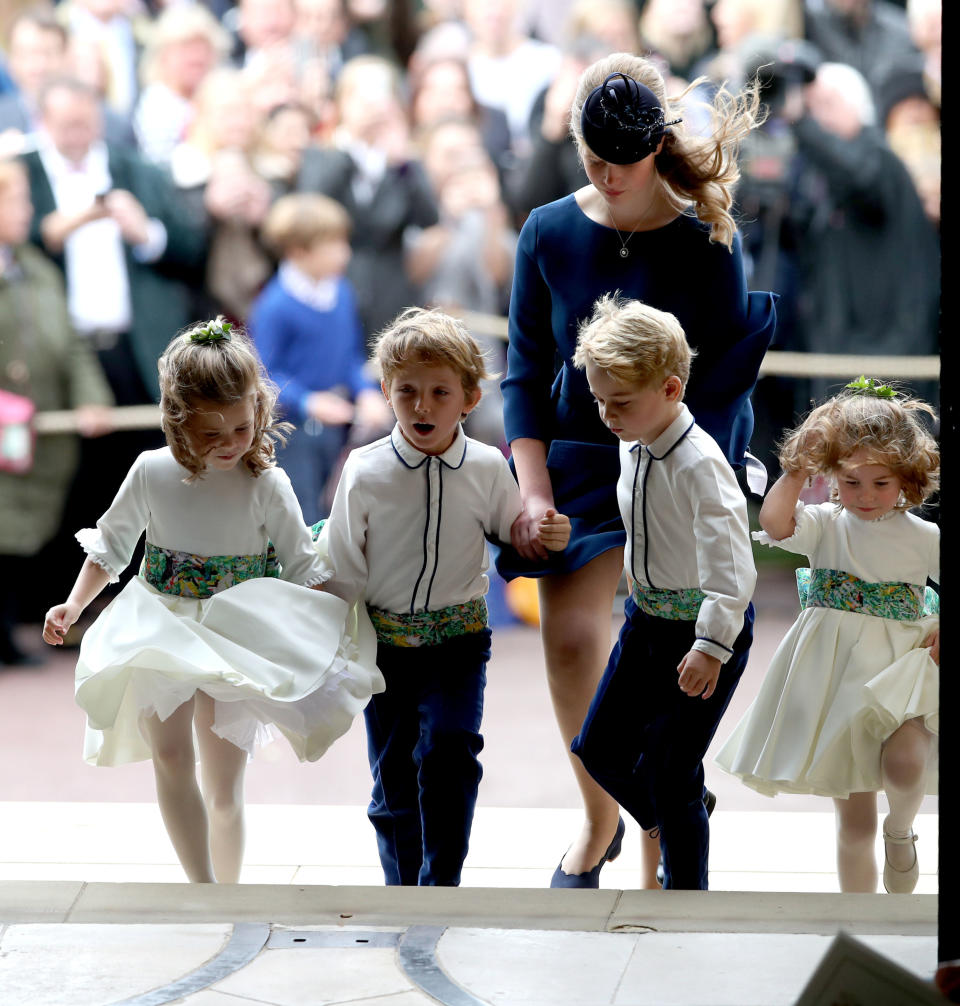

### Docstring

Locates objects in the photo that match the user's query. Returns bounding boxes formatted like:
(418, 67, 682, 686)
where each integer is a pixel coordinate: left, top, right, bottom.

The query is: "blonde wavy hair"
(569, 52, 766, 248)
(158, 318, 291, 482)
(573, 293, 693, 389)
(778, 388, 940, 511)
(374, 307, 491, 396)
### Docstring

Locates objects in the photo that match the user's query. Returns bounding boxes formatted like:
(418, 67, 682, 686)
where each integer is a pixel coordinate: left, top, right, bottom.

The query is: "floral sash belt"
(630, 582, 705, 621)
(367, 598, 488, 648)
(141, 541, 280, 598)
(795, 568, 938, 621)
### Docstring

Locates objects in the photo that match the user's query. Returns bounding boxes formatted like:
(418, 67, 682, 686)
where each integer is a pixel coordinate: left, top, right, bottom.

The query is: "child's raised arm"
(42, 558, 112, 646)
(758, 470, 808, 541)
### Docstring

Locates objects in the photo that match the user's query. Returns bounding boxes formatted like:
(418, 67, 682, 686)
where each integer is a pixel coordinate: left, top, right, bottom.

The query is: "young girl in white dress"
(715, 379, 939, 894)
(43, 319, 384, 883)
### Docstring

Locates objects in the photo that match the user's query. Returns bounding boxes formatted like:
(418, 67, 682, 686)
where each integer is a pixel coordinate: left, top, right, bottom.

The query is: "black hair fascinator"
(580, 73, 682, 164)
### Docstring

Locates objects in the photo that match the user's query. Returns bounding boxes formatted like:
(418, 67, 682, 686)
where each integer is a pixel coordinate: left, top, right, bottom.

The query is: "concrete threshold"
(0, 881, 935, 936)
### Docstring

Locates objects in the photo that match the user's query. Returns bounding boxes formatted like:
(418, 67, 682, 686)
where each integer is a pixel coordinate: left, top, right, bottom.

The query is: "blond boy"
(569, 294, 756, 890)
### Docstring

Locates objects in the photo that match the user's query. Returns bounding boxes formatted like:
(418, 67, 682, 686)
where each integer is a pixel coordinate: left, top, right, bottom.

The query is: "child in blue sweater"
(250, 193, 389, 521)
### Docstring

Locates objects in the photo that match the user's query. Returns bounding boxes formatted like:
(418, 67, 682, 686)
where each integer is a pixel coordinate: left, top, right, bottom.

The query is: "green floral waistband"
(630, 582, 705, 621)
(367, 597, 488, 648)
(141, 540, 280, 598)
(795, 568, 938, 621)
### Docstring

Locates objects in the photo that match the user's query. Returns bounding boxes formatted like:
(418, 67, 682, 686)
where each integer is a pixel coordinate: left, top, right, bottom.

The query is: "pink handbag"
(0, 388, 35, 474)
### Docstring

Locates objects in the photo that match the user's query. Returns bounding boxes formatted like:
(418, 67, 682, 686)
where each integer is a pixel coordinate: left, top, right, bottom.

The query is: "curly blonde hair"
(374, 307, 491, 395)
(569, 52, 766, 248)
(778, 388, 940, 510)
(158, 318, 291, 481)
(573, 293, 694, 389)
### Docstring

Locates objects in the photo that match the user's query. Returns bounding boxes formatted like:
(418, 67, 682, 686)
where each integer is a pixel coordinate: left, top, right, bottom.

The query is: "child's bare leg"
(832, 791, 878, 892)
(538, 549, 624, 875)
(144, 697, 216, 883)
(194, 692, 248, 884)
(881, 717, 932, 872)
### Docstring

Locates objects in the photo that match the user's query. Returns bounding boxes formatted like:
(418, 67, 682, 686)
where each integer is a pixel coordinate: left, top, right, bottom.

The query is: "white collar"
(278, 261, 340, 311)
(390, 422, 467, 470)
(38, 134, 109, 180)
(629, 403, 695, 460)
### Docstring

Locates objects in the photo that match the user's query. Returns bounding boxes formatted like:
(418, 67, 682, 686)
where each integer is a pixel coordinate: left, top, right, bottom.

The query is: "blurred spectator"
(1, 156, 113, 666)
(408, 54, 512, 181)
(227, 0, 296, 68)
(786, 61, 938, 403)
(133, 4, 229, 165)
(876, 57, 939, 227)
(253, 100, 315, 192)
(292, 0, 354, 84)
(57, 0, 143, 120)
(0, 7, 133, 153)
(22, 76, 204, 564)
(462, 0, 561, 157)
(803, 0, 921, 98)
(251, 192, 388, 520)
(507, 22, 618, 221)
(638, 0, 715, 81)
(519, 0, 579, 47)
(342, 0, 421, 66)
(296, 53, 438, 341)
(24, 76, 204, 405)
(169, 66, 275, 320)
(905, 0, 939, 104)
(413, 119, 515, 319)
(409, 133, 516, 447)
(564, 0, 641, 55)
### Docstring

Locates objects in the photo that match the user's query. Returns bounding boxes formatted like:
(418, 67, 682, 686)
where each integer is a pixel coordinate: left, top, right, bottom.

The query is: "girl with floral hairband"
(716, 379, 940, 894)
(43, 319, 384, 883)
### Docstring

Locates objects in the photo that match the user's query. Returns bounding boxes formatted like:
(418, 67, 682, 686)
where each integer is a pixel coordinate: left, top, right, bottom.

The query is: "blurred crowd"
(0, 0, 941, 664)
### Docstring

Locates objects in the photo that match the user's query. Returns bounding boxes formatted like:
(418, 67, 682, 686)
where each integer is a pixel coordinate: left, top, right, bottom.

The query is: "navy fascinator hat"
(580, 72, 681, 164)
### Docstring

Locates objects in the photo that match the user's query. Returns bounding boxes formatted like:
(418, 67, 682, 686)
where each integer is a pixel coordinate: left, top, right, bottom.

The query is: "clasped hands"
(509, 501, 571, 559)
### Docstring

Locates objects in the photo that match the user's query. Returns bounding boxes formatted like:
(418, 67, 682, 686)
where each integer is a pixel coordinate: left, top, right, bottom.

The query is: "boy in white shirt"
(320, 306, 570, 885)
(570, 294, 756, 890)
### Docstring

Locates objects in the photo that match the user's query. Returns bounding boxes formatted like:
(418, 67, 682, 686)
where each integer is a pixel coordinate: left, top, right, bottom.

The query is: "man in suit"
(22, 75, 205, 526)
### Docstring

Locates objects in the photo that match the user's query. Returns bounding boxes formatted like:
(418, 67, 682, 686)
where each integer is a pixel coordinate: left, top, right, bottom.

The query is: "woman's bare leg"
(144, 697, 216, 883)
(881, 718, 932, 872)
(538, 548, 624, 875)
(194, 692, 248, 884)
(640, 827, 662, 889)
(832, 791, 878, 892)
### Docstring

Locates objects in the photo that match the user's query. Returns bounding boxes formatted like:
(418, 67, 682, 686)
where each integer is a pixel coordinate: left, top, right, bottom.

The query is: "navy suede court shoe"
(550, 816, 626, 889)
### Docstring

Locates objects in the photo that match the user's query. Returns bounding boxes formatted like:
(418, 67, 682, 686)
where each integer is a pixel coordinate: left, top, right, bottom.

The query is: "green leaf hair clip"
(189, 319, 233, 344)
(845, 375, 897, 399)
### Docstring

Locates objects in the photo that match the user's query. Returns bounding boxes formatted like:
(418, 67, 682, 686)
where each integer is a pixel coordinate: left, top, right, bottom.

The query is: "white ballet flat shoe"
(882, 821, 919, 894)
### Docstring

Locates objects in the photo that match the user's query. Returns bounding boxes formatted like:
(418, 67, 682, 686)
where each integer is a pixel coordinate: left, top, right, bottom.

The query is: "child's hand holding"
(677, 649, 722, 699)
(536, 508, 571, 552)
(43, 602, 82, 646)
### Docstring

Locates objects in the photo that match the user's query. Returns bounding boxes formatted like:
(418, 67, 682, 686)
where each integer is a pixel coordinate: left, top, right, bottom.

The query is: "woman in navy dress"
(498, 52, 776, 888)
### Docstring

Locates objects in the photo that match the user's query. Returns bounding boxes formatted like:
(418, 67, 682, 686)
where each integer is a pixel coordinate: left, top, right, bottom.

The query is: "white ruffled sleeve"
(75, 454, 151, 582)
(263, 467, 330, 587)
(751, 501, 827, 557)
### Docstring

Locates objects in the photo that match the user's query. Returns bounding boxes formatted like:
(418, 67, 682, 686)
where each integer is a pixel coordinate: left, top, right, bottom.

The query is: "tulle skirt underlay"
(75, 576, 384, 765)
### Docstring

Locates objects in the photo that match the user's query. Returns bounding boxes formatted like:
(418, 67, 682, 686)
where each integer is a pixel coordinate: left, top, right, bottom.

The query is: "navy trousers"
(363, 629, 490, 886)
(572, 598, 754, 890)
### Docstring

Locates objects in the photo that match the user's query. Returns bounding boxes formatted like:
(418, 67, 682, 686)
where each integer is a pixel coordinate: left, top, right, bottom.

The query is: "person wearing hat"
(496, 52, 778, 889)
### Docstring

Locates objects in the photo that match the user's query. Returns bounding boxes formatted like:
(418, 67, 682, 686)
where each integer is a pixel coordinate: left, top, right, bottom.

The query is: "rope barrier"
(30, 311, 938, 435)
